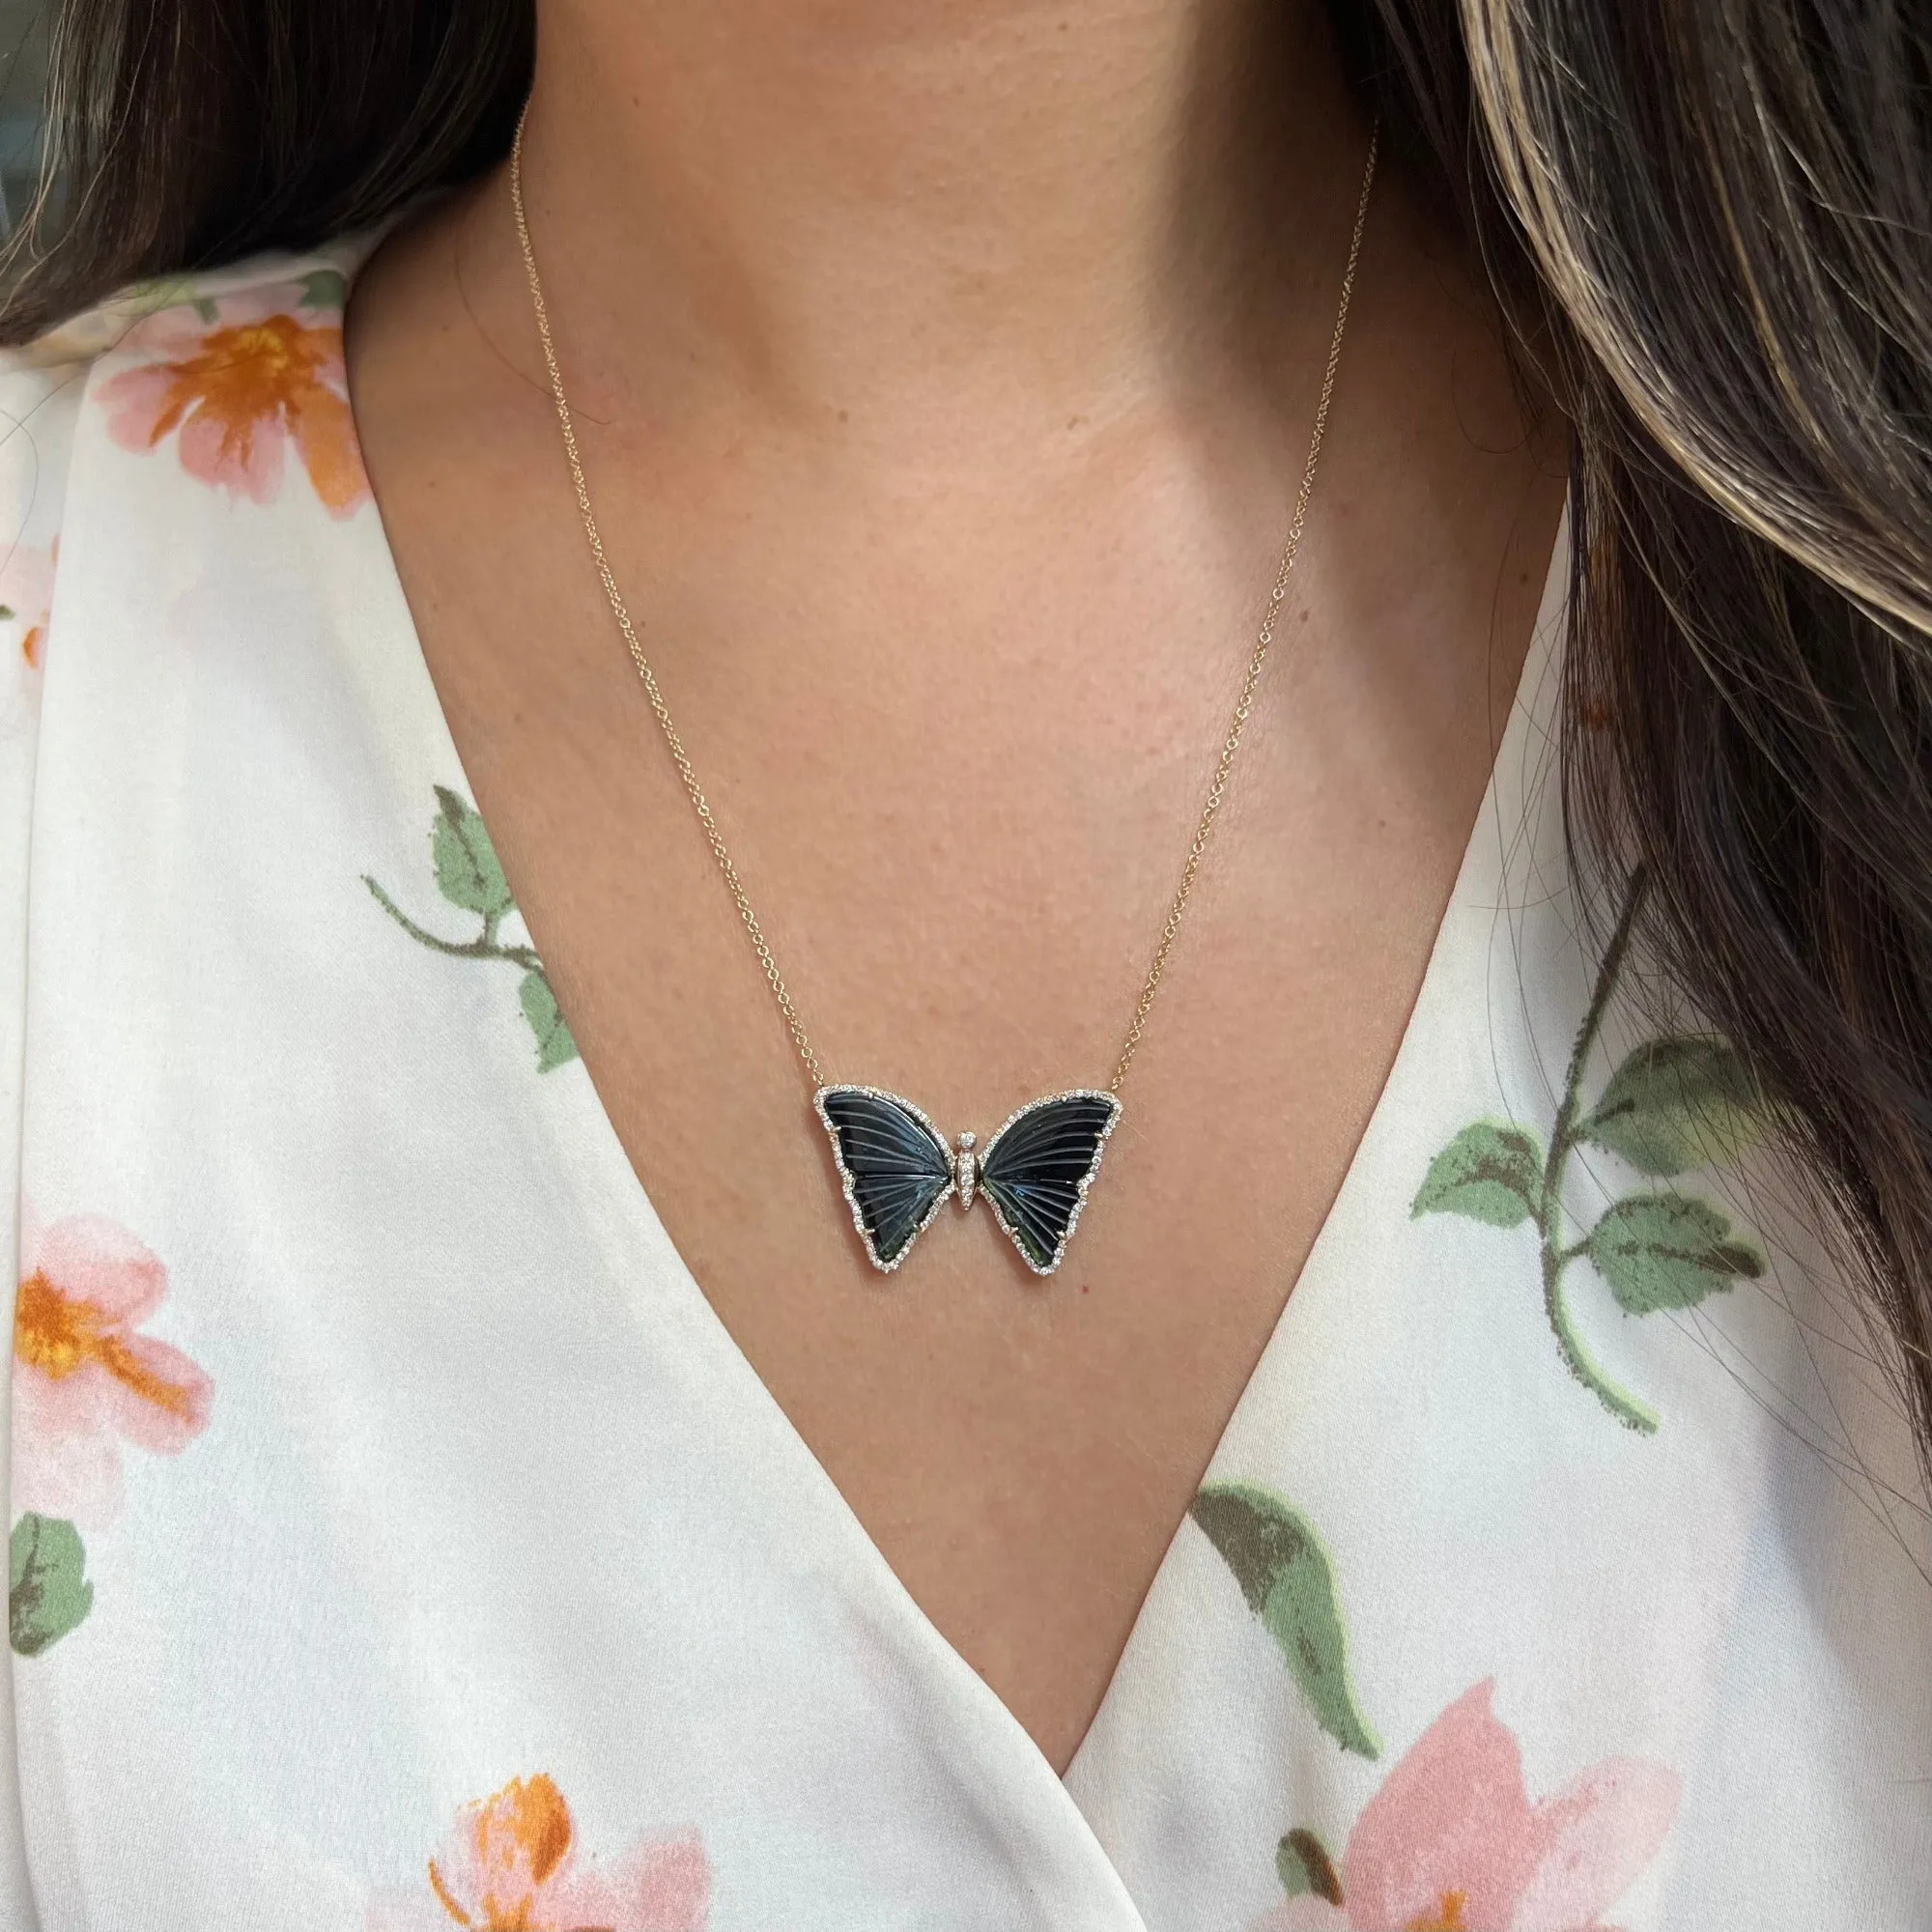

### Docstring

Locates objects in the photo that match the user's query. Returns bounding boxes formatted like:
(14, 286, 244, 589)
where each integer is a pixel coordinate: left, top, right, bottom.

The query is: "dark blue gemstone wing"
(814, 1086, 954, 1270)
(978, 1091, 1121, 1274)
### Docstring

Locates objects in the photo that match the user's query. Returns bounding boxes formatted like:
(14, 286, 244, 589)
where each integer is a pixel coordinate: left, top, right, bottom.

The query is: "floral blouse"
(0, 238, 1926, 1932)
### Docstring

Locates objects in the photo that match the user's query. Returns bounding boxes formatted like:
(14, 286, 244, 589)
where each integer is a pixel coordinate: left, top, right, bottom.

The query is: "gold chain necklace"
(508, 108, 1377, 1276)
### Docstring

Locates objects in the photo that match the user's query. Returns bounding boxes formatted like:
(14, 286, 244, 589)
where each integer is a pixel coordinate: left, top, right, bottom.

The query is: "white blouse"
(0, 237, 1925, 1932)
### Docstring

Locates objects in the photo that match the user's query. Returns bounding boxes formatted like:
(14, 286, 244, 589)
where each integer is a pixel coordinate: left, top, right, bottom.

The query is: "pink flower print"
(97, 287, 368, 516)
(0, 535, 55, 669)
(1259, 1682, 1679, 1931)
(368, 1774, 711, 1931)
(13, 1215, 213, 1530)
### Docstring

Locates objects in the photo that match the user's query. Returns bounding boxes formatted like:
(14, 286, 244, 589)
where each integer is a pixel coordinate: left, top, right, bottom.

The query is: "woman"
(0, 0, 1923, 1924)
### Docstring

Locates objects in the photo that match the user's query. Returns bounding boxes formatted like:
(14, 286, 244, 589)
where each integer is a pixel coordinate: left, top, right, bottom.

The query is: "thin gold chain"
(1107, 129, 1378, 1091)
(509, 109, 1377, 1100)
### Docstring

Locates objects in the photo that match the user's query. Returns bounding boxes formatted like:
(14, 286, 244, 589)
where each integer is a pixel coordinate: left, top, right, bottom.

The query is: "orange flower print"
(13, 1214, 213, 1531)
(98, 283, 368, 516)
(0, 535, 56, 670)
(368, 1775, 710, 1931)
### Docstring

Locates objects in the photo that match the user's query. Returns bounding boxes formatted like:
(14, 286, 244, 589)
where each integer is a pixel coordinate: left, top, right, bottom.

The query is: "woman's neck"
(512, 0, 1365, 430)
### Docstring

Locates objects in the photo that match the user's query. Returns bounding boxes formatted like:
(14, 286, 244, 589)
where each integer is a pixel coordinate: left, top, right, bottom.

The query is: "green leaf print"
(1412, 869, 1769, 1435)
(1189, 1482, 1379, 1759)
(1276, 1828, 1345, 1905)
(11, 1514, 93, 1657)
(1410, 1122, 1543, 1228)
(519, 970, 580, 1071)
(365, 790, 578, 1073)
(1577, 1036, 1769, 1177)
(1585, 1193, 1764, 1313)
(118, 273, 216, 322)
(297, 268, 351, 311)
(432, 785, 515, 918)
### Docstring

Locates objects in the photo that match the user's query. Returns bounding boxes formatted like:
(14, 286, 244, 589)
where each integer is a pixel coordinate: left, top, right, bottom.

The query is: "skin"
(346, 0, 1566, 1774)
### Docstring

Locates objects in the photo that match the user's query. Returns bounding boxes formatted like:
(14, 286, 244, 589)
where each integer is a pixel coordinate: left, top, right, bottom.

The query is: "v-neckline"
(327, 225, 1568, 1901)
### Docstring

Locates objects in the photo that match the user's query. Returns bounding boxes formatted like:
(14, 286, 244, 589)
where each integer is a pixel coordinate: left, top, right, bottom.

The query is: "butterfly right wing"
(977, 1090, 1121, 1274)
(813, 1086, 955, 1270)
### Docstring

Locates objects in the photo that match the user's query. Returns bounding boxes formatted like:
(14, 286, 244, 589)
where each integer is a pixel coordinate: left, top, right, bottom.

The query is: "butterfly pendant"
(813, 1085, 1122, 1275)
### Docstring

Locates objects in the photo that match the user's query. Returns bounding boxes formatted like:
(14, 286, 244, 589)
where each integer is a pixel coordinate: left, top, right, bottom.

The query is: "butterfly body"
(953, 1131, 980, 1210)
(813, 1085, 1122, 1275)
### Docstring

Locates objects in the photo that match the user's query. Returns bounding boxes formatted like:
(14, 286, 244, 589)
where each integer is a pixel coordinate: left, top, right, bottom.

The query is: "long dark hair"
(8, 0, 1931, 1476)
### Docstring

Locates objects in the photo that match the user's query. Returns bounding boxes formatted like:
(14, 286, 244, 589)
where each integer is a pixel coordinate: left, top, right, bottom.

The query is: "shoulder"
(0, 228, 393, 712)
(0, 226, 391, 573)
(0, 228, 382, 384)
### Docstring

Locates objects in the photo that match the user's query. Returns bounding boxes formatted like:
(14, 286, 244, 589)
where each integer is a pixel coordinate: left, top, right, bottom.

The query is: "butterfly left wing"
(814, 1085, 955, 1271)
(978, 1090, 1122, 1274)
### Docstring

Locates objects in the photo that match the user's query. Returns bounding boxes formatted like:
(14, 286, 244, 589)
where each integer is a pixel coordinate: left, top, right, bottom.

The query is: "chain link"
(509, 110, 1377, 1099)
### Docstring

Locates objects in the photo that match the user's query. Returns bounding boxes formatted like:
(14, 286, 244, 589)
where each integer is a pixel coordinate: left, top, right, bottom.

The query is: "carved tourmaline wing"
(813, 1086, 955, 1270)
(977, 1091, 1121, 1274)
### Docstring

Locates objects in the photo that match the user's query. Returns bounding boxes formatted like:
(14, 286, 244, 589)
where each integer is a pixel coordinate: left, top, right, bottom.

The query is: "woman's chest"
(17, 537, 1929, 1932)
(8, 301, 1929, 1925)
(348, 328, 1559, 1770)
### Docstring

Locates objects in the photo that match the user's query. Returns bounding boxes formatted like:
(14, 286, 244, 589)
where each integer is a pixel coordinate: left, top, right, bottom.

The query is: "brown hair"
(7, 0, 1930, 1468)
